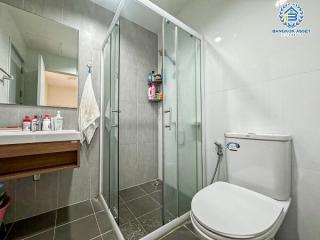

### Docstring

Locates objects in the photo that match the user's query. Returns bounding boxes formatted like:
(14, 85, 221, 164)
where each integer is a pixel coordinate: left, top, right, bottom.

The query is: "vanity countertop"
(0, 130, 81, 145)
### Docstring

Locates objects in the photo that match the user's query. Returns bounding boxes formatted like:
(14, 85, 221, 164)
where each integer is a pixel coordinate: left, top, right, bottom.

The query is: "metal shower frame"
(99, 0, 206, 239)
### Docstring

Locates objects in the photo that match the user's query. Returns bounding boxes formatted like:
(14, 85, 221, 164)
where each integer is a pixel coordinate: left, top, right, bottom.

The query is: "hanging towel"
(79, 73, 100, 144)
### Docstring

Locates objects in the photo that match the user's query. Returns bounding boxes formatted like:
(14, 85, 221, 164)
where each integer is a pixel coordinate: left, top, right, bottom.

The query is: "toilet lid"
(191, 182, 284, 238)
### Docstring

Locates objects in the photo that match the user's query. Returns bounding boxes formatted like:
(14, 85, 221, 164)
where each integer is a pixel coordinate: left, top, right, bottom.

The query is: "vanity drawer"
(0, 141, 80, 181)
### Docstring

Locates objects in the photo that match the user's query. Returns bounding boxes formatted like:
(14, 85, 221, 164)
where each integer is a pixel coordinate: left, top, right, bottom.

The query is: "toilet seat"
(191, 182, 290, 239)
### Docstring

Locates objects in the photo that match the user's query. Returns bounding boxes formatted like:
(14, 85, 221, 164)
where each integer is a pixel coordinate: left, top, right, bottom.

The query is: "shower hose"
(210, 142, 224, 184)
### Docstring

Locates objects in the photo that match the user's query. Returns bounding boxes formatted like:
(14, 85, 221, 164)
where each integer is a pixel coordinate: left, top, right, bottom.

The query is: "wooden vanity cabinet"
(0, 141, 80, 181)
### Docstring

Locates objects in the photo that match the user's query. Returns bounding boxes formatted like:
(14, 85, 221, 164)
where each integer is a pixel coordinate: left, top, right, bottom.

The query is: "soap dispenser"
(55, 111, 64, 131)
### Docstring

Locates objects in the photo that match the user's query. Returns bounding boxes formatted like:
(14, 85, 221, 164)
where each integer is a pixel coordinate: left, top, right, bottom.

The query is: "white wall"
(178, 0, 320, 239)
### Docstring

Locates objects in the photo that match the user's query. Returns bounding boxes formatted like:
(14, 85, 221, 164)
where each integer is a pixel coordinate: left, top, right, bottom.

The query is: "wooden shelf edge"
(0, 164, 80, 181)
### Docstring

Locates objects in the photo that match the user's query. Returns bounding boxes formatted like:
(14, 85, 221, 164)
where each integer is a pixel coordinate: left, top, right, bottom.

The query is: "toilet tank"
(225, 133, 292, 201)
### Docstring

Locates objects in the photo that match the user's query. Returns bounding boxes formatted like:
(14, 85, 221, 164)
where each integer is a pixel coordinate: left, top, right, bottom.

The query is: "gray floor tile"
(137, 208, 163, 234)
(161, 226, 199, 240)
(6, 211, 56, 240)
(56, 200, 94, 226)
(96, 211, 113, 234)
(150, 190, 162, 204)
(139, 180, 162, 194)
(91, 198, 105, 213)
(185, 221, 197, 235)
(102, 231, 117, 240)
(119, 204, 136, 225)
(24, 229, 54, 240)
(54, 215, 100, 240)
(119, 186, 146, 202)
(119, 220, 146, 240)
(126, 196, 160, 218)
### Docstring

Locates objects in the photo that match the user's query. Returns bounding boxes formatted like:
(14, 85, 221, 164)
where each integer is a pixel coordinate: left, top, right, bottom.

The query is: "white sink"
(0, 130, 81, 145)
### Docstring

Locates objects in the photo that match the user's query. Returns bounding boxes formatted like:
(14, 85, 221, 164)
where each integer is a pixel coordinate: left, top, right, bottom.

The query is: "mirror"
(0, 3, 79, 108)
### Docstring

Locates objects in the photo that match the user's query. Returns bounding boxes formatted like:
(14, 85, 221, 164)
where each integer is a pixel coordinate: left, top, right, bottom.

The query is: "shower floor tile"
(118, 180, 164, 238)
(119, 186, 146, 202)
(126, 195, 160, 217)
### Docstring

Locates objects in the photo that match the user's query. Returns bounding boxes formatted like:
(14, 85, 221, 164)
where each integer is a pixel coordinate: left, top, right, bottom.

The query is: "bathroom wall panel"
(178, 0, 320, 239)
(119, 18, 158, 190)
(0, 0, 114, 222)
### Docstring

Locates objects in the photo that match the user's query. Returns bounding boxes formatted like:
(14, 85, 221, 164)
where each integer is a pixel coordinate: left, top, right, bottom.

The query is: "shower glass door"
(102, 23, 120, 222)
(162, 20, 202, 223)
(162, 20, 178, 223)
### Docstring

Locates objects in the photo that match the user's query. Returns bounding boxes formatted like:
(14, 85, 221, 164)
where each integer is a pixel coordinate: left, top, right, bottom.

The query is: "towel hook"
(87, 63, 92, 74)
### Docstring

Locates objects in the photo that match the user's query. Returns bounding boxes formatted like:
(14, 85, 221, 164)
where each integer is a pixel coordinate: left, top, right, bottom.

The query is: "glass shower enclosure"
(101, 23, 120, 221)
(100, 0, 203, 237)
(162, 20, 202, 224)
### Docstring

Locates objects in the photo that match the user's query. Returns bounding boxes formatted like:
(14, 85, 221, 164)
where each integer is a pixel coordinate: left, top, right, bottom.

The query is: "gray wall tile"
(34, 172, 58, 215)
(15, 177, 36, 220)
(119, 18, 158, 189)
(119, 144, 138, 189)
(0, 0, 22, 8)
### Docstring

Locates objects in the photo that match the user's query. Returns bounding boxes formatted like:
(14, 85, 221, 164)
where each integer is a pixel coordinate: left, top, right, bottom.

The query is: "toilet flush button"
(226, 142, 240, 151)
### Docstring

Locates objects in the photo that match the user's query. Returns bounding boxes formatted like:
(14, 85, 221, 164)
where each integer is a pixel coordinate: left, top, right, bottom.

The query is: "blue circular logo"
(279, 3, 304, 28)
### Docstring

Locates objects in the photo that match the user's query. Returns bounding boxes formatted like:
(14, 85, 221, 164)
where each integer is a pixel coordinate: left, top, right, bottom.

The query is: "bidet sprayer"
(214, 142, 223, 157)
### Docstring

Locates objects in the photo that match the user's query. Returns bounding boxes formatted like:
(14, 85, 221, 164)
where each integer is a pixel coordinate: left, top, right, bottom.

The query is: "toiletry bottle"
(31, 115, 38, 132)
(55, 111, 64, 131)
(37, 115, 42, 131)
(151, 84, 156, 98)
(42, 113, 51, 131)
(22, 116, 31, 131)
(148, 87, 152, 100)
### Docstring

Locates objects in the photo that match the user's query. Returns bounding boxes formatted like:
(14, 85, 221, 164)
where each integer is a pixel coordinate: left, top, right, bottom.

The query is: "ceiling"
(6, 4, 78, 60)
(91, 0, 192, 34)
(91, 0, 191, 16)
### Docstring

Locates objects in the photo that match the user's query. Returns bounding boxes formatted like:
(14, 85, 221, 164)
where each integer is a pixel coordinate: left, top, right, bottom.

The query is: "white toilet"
(191, 133, 292, 240)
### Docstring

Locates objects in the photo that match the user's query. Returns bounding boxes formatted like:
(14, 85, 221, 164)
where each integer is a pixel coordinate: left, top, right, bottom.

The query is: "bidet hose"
(210, 142, 224, 184)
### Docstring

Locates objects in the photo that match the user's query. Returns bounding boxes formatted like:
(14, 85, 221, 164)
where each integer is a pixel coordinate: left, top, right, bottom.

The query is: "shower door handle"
(111, 109, 120, 128)
(164, 107, 172, 130)
(112, 109, 121, 113)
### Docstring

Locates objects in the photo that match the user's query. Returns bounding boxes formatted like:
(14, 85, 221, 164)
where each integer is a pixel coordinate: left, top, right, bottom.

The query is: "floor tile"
(118, 204, 136, 225)
(102, 231, 117, 240)
(139, 180, 162, 194)
(119, 220, 146, 240)
(150, 190, 162, 204)
(137, 208, 163, 234)
(54, 215, 100, 240)
(161, 226, 199, 240)
(6, 211, 56, 240)
(91, 236, 103, 240)
(56, 200, 93, 226)
(119, 186, 146, 202)
(91, 198, 105, 213)
(185, 221, 197, 235)
(126, 196, 160, 218)
(24, 229, 54, 240)
(96, 211, 113, 234)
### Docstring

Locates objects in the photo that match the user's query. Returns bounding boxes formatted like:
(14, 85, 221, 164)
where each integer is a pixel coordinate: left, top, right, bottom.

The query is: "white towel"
(79, 73, 100, 144)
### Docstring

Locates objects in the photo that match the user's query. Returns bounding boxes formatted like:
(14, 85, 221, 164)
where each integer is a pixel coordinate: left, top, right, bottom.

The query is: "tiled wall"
(0, 0, 114, 222)
(178, 0, 320, 239)
(119, 18, 158, 190)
